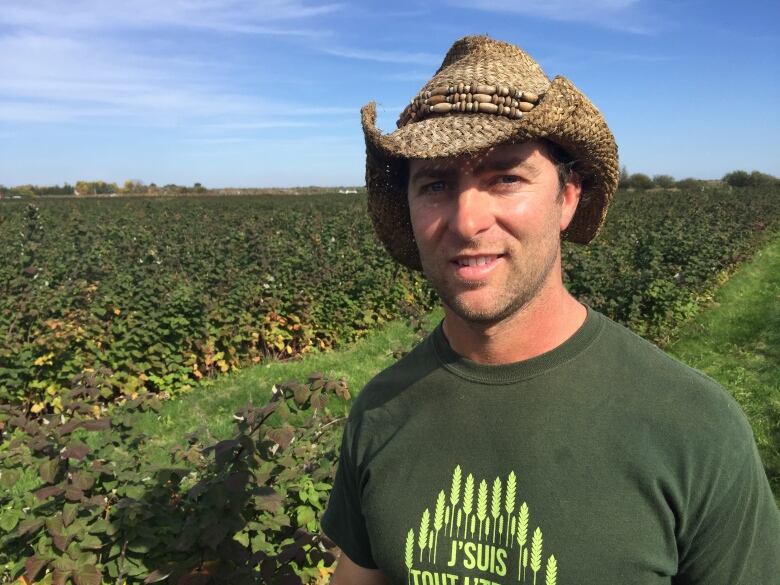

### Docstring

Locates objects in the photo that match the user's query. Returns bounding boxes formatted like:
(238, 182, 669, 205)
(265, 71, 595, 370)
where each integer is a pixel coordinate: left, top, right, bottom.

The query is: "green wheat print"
(462, 473, 474, 539)
(530, 527, 543, 585)
(402, 465, 560, 584)
(476, 480, 488, 542)
(405, 529, 414, 584)
(545, 555, 557, 585)
(433, 491, 445, 564)
(418, 508, 430, 562)
(449, 465, 462, 537)
(491, 477, 502, 544)
(516, 502, 529, 580)
(505, 471, 517, 547)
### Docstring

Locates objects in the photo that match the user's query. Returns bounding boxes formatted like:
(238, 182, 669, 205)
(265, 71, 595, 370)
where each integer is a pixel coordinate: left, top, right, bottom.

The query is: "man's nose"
(449, 185, 494, 241)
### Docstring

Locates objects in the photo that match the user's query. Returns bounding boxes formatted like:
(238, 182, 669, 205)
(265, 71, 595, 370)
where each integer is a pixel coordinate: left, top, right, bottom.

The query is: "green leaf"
(0, 469, 21, 488)
(73, 564, 102, 585)
(79, 534, 103, 550)
(0, 508, 21, 532)
(62, 503, 79, 527)
(71, 471, 96, 491)
(296, 505, 315, 527)
(39, 458, 60, 484)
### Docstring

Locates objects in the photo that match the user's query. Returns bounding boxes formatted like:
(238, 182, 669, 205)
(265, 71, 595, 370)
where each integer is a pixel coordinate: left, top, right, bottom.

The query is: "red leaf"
(35, 485, 64, 500)
(61, 442, 91, 460)
(81, 418, 111, 431)
(25, 555, 48, 582)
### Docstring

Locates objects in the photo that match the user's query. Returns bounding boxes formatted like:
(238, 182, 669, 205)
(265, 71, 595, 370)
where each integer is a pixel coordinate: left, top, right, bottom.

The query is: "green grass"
(668, 232, 780, 501)
(132, 309, 444, 460)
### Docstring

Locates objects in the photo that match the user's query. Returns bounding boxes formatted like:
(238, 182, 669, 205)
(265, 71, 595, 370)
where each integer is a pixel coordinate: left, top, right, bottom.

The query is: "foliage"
(0, 195, 436, 413)
(562, 187, 780, 343)
(627, 173, 653, 190)
(74, 182, 119, 196)
(1, 188, 779, 413)
(652, 174, 676, 189)
(723, 170, 779, 188)
(0, 372, 348, 584)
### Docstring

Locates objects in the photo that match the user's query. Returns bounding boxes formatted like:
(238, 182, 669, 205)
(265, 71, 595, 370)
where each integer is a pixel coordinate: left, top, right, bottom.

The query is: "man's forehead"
(408, 141, 545, 177)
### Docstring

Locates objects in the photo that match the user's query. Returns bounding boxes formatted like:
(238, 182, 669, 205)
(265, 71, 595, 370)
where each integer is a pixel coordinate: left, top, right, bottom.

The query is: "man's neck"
(441, 287, 587, 365)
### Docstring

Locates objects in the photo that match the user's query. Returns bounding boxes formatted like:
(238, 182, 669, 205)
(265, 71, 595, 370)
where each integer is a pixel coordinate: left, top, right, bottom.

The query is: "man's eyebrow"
(409, 163, 458, 185)
(473, 155, 540, 177)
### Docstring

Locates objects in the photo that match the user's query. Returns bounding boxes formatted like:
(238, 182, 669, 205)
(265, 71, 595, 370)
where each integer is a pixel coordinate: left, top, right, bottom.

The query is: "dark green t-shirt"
(321, 308, 780, 584)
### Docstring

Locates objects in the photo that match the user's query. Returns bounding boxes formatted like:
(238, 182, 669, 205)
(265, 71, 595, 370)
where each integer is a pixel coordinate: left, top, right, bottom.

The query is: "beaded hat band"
(362, 35, 620, 271)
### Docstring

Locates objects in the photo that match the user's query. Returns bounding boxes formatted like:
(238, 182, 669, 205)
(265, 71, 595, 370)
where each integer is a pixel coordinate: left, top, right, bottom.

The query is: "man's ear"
(559, 171, 582, 232)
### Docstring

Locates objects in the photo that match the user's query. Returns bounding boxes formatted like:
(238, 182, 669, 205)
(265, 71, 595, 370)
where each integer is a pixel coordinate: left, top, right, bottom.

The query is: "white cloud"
(321, 47, 440, 65)
(0, 0, 342, 35)
(0, 0, 348, 125)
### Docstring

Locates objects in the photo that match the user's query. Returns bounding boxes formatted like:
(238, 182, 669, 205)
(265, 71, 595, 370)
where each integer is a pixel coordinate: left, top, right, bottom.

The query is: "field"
(1, 186, 779, 584)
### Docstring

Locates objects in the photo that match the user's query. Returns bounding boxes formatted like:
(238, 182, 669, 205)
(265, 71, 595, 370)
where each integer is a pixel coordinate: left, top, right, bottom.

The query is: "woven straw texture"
(363, 35, 619, 271)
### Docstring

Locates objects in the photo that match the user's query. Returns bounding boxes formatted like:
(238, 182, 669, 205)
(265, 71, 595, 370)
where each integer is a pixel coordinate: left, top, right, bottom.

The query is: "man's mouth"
(454, 254, 501, 267)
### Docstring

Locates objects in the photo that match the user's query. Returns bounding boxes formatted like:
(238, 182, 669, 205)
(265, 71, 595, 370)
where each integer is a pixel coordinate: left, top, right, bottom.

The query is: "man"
(321, 35, 780, 585)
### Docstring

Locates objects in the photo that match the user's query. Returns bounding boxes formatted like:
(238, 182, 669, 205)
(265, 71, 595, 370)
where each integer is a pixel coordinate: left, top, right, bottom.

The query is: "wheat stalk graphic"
(491, 477, 502, 544)
(476, 480, 487, 542)
(418, 508, 429, 563)
(545, 555, 557, 585)
(433, 491, 445, 564)
(505, 471, 517, 547)
(449, 465, 462, 537)
(516, 502, 528, 580)
(530, 527, 543, 585)
(427, 530, 434, 562)
(405, 529, 414, 585)
(462, 473, 474, 539)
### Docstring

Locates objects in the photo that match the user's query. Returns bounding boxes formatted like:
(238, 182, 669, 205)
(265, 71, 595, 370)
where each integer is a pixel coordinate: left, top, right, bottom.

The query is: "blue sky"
(1, 0, 778, 187)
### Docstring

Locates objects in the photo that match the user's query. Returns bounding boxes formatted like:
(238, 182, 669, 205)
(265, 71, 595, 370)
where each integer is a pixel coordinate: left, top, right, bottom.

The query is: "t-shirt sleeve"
(676, 411, 780, 583)
(320, 416, 378, 569)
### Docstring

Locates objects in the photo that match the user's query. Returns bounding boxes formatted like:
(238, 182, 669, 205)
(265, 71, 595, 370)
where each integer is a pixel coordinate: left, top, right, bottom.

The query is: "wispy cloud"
(0, 0, 342, 35)
(0, 0, 347, 125)
(321, 47, 440, 65)
(446, 0, 654, 34)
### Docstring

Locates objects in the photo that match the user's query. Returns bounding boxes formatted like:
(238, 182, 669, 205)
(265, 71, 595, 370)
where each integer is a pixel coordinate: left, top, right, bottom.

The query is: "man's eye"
(424, 180, 447, 193)
(498, 175, 520, 184)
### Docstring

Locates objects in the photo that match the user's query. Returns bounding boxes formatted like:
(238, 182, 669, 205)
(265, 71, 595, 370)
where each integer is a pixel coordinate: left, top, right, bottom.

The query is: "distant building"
(338, 188, 358, 194)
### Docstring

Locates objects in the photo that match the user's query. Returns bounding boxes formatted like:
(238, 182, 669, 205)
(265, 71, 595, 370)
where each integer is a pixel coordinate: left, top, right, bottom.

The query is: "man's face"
(407, 141, 581, 325)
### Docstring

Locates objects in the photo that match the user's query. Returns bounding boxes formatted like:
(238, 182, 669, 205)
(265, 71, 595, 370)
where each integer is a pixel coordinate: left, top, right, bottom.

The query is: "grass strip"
(668, 232, 780, 502)
(133, 309, 443, 458)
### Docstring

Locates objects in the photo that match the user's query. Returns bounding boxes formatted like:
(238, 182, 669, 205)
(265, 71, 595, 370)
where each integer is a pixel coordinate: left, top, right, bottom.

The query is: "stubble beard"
(421, 235, 561, 327)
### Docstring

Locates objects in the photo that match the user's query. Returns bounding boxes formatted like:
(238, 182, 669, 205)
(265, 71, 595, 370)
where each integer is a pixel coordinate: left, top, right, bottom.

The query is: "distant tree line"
(0, 181, 207, 198)
(2, 170, 777, 199)
(618, 167, 780, 191)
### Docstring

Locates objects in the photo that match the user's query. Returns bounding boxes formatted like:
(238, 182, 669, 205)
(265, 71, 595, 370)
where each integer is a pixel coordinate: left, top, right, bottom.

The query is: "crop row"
(1, 187, 779, 412)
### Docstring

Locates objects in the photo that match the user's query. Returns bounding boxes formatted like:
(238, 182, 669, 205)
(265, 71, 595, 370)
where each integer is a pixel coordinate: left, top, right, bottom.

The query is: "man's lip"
(449, 253, 506, 263)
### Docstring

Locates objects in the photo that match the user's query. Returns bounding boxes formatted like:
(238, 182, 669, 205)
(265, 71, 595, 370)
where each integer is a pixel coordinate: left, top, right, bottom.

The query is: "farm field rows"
(2, 187, 779, 413)
(1, 186, 779, 584)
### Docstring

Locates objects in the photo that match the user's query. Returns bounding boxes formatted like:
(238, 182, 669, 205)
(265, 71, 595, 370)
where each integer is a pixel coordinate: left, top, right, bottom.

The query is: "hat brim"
(363, 76, 619, 271)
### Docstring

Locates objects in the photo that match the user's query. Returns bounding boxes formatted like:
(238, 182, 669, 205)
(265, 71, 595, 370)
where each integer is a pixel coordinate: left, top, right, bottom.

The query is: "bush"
(629, 173, 654, 190)
(652, 175, 676, 189)
(0, 372, 348, 584)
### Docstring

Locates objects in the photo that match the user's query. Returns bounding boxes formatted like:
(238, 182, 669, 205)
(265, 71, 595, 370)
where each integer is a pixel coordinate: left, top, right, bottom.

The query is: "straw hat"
(363, 35, 619, 270)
